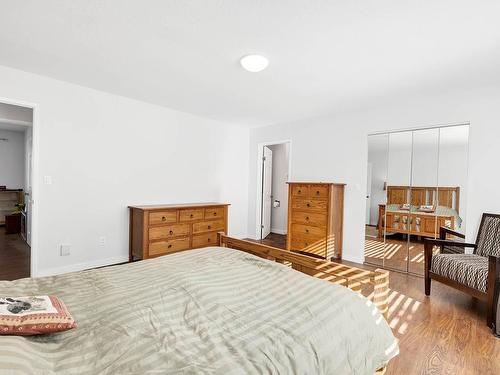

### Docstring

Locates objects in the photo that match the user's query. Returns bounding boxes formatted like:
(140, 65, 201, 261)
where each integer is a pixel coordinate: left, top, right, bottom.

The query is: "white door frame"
(365, 162, 373, 225)
(254, 139, 292, 240)
(0, 96, 39, 277)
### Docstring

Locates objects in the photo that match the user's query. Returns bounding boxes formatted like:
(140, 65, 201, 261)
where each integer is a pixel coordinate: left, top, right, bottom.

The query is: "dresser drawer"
(179, 209, 204, 222)
(291, 198, 328, 211)
(149, 211, 177, 225)
(204, 207, 224, 219)
(149, 237, 190, 256)
(149, 223, 190, 241)
(290, 236, 326, 256)
(291, 211, 327, 226)
(308, 185, 329, 199)
(291, 185, 308, 197)
(291, 223, 326, 237)
(193, 219, 225, 234)
(192, 232, 218, 248)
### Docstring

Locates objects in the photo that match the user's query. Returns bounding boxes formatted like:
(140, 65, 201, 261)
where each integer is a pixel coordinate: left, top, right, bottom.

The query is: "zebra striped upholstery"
(431, 254, 488, 292)
(476, 215, 500, 257)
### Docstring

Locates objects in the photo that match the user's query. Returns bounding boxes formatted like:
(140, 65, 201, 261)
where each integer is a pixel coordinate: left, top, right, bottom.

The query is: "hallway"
(0, 226, 30, 280)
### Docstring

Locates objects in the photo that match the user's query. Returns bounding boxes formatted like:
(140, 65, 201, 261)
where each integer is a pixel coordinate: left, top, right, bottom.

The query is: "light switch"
(44, 175, 53, 185)
(60, 244, 71, 256)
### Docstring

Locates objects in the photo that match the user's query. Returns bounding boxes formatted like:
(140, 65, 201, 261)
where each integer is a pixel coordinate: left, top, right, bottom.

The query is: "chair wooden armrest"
(439, 226, 465, 240)
(424, 238, 476, 249)
(487, 255, 500, 327)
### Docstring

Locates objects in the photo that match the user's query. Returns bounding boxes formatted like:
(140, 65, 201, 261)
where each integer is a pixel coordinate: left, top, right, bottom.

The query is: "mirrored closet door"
(364, 124, 469, 275)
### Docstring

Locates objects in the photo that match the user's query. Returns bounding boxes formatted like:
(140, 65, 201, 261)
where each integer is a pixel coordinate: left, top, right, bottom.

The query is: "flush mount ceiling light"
(240, 54, 269, 72)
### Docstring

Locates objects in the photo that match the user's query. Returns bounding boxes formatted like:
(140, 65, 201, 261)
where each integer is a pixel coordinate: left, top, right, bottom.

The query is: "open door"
(260, 146, 273, 239)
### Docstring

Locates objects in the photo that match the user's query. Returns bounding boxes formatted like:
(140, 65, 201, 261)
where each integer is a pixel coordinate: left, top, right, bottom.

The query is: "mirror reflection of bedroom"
(365, 124, 469, 276)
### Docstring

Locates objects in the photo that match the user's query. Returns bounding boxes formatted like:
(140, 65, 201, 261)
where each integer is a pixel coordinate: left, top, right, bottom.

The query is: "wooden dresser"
(129, 203, 229, 261)
(286, 182, 345, 260)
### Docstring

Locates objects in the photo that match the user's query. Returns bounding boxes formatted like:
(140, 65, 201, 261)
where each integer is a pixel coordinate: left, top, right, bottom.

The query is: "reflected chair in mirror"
(424, 213, 500, 328)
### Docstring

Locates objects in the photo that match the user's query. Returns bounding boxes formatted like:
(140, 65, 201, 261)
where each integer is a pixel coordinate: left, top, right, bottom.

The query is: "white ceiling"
(0, 1, 499, 127)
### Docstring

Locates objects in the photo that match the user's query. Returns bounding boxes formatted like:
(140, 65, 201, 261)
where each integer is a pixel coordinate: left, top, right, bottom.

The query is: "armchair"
(424, 213, 500, 328)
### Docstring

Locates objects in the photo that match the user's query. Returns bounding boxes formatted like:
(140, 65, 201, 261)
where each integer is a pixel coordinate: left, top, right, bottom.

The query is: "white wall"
(0, 129, 25, 189)
(268, 143, 289, 234)
(0, 64, 249, 276)
(248, 86, 500, 263)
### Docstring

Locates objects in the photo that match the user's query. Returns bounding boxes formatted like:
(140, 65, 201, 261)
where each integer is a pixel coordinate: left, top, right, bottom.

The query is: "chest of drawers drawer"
(149, 211, 177, 225)
(290, 236, 326, 255)
(308, 185, 329, 199)
(193, 219, 225, 234)
(179, 209, 204, 222)
(291, 198, 328, 211)
(149, 237, 190, 256)
(291, 223, 326, 237)
(149, 223, 190, 241)
(192, 232, 218, 248)
(291, 184, 309, 197)
(291, 211, 327, 226)
(204, 207, 224, 219)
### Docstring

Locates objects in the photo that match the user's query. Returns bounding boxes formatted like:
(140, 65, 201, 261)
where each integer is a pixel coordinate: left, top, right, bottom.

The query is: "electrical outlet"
(99, 236, 106, 246)
(43, 175, 53, 185)
(60, 244, 71, 256)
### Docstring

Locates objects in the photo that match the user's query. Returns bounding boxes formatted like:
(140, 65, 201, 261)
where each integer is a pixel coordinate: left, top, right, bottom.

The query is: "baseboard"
(271, 228, 287, 235)
(36, 255, 130, 277)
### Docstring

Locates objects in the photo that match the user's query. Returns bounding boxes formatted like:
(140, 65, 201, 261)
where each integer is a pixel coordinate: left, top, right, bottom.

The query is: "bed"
(0, 235, 398, 374)
(378, 186, 461, 239)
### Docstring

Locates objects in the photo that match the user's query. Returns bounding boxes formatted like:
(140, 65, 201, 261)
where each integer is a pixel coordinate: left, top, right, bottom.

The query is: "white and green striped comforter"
(0, 247, 398, 374)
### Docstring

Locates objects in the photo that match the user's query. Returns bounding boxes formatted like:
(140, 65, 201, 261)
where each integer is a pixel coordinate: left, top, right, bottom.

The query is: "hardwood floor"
(248, 232, 500, 375)
(245, 232, 287, 249)
(365, 231, 427, 275)
(0, 226, 30, 280)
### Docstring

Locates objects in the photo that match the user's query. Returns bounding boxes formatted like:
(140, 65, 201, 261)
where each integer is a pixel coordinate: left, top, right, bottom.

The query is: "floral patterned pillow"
(0, 296, 76, 335)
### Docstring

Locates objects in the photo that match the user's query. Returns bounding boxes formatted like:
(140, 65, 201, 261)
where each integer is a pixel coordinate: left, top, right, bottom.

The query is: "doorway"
(364, 124, 469, 276)
(0, 102, 34, 280)
(255, 141, 291, 248)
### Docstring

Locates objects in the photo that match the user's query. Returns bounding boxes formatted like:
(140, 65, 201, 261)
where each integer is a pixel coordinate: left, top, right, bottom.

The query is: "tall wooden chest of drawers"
(129, 203, 229, 261)
(286, 182, 345, 260)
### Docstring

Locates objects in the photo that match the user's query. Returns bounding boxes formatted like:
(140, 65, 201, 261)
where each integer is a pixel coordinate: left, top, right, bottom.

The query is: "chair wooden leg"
(424, 241, 433, 296)
(425, 276, 431, 296)
(486, 255, 500, 328)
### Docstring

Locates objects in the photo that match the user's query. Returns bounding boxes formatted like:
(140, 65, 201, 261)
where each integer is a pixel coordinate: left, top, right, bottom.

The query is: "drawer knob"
(207, 238, 211, 242)
(213, 212, 217, 216)
(169, 230, 173, 235)
(306, 216, 309, 220)
(298, 190, 302, 194)
(208, 225, 211, 229)
(306, 203, 311, 207)
(316, 190, 320, 195)
(306, 229, 309, 233)
(190, 214, 194, 218)
(168, 244, 172, 248)
(162, 216, 166, 221)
